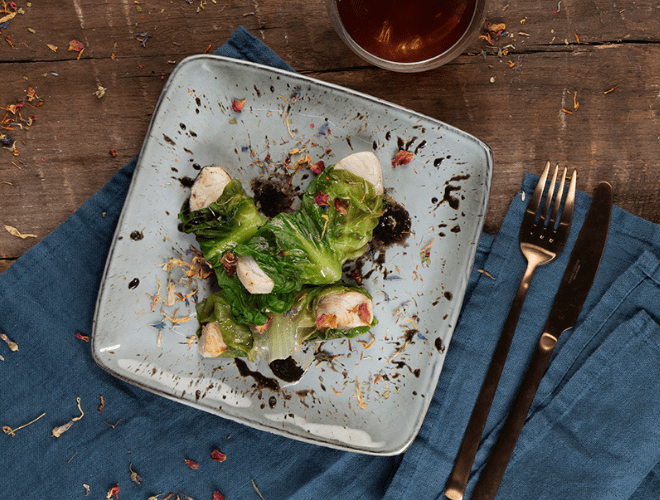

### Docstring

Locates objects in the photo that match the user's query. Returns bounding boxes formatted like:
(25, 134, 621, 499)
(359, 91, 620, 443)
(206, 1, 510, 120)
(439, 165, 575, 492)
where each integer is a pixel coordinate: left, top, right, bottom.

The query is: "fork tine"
(539, 164, 559, 225)
(556, 169, 577, 239)
(548, 167, 568, 229)
(526, 161, 551, 216)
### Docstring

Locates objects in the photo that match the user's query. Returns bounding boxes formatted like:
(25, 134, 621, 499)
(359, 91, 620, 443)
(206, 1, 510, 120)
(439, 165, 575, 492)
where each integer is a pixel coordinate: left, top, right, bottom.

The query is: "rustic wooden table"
(1, 0, 659, 274)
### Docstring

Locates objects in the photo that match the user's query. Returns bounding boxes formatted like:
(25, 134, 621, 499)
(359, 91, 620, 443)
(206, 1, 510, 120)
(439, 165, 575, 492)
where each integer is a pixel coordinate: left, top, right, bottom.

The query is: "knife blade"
(470, 181, 613, 500)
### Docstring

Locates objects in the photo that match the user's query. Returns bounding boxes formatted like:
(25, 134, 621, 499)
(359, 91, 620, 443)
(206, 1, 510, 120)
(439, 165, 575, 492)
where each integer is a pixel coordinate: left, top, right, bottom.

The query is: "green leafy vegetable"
(178, 179, 266, 270)
(233, 166, 383, 294)
(197, 283, 376, 362)
(180, 161, 383, 363)
(214, 270, 296, 326)
(302, 166, 383, 260)
(196, 292, 253, 357)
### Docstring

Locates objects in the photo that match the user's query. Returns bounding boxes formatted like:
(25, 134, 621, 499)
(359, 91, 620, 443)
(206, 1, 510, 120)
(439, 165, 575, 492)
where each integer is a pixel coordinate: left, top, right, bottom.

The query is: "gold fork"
(444, 162, 577, 500)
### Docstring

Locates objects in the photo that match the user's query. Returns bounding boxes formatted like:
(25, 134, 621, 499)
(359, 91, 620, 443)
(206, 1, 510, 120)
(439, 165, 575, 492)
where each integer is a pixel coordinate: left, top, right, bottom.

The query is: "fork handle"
(470, 332, 557, 500)
(444, 259, 542, 500)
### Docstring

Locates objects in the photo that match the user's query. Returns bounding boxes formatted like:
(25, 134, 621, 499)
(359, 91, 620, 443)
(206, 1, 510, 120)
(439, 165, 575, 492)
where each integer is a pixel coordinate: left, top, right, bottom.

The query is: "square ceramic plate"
(92, 55, 492, 455)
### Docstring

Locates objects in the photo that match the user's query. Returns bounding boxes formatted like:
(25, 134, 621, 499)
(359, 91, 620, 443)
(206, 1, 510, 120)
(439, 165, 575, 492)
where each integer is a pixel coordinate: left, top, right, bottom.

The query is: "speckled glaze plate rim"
(92, 54, 493, 455)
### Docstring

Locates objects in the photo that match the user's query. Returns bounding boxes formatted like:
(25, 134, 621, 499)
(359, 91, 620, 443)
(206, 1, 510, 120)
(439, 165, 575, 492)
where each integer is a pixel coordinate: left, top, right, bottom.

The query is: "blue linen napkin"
(382, 177, 660, 500)
(2, 26, 660, 500)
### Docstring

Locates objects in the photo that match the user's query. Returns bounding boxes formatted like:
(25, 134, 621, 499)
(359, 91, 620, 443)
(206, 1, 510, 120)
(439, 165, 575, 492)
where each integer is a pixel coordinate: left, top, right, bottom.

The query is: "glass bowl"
(325, 0, 488, 73)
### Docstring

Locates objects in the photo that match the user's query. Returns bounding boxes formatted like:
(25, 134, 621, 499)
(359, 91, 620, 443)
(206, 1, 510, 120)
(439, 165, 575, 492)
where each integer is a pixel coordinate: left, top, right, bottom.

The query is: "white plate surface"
(92, 55, 492, 455)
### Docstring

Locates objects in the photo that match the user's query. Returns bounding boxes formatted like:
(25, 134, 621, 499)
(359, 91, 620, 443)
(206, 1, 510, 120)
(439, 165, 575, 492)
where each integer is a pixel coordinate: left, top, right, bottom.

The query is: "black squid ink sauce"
(177, 176, 195, 188)
(235, 358, 280, 392)
(269, 357, 305, 383)
(372, 200, 412, 248)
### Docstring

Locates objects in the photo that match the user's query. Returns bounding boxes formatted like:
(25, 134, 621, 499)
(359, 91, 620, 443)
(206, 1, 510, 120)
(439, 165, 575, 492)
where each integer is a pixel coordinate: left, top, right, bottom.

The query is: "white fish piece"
(316, 291, 374, 329)
(189, 166, 232, 211)
(236, 255, 275, 294)
(334, 151, 383, 195)
(198, 322, 228, 358)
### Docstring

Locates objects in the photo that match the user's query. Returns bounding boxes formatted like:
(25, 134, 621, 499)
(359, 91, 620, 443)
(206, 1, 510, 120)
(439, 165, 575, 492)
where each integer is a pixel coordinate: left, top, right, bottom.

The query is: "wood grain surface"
(2, 0, 660, 274)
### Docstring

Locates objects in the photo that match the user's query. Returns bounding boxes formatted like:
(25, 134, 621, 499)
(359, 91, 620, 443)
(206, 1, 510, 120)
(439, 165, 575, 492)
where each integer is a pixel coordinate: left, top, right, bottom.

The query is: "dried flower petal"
(0, 12, 17, 24)
(105, 483, 119, 499)
(313, 192, 330, 207)
(357, 303, 371, 323)
(487, 22, 506, 33)
(334, 198, 348, 215)
(391, 150, 414, 168)
(311, 160, 325, 174)
(68, 39, 84, 52)
(2, 411, 45, 437)
(4, 225, 37, 239)
(51, 397, 84, 438)
(252, 479, 265, 499)
(253, 316, 273, 335)
(211, 449, 227, 462)
(75, 332, 89, 342)
(109, 149, 117, 157)
(185, 459, 199, 469)
(355, 376, 367, 409)
(83, 484, 91, 496)
(0, 333, 18, 351)
(213, 492, 227, 500)
(129, 462, 143, 485)
(316, 313, 338, 330)
(47, 43, 57, 52)
(232, 98, 246, 112)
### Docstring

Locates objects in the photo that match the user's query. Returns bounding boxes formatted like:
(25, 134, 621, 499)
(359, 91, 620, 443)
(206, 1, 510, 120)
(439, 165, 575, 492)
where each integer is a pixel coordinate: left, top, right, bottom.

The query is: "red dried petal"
(334, 198, 348, 215)
(232, 98, 246, 112)
(391, 150, 414, 168)
(4, 102, 25, 114)
(109, 149, 117, 157)
(316, 313, 338, 330)
(211, 449, 227, 462)
(106, 484, 120, 499)
(68, 39, 84, 52)
(213, 492, 227, 500)
(76, 332, 90, 342)
(254, 316, 273, 335)
(358, 303, 371, 323)
(311, 160, 325, 174)
(185, 459, 199, 469)
(313, 192, 330, 207)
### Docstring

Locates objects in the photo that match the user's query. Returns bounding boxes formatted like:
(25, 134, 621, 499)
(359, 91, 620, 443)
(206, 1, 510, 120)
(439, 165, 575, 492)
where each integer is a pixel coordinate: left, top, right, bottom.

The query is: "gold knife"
(470, 181, 613, 500)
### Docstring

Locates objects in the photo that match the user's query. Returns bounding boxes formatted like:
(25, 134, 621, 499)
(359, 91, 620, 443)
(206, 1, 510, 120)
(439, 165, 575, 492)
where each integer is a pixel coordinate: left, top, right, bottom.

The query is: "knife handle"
(470, 332, 558, 500)
(445, 260, 540, 500)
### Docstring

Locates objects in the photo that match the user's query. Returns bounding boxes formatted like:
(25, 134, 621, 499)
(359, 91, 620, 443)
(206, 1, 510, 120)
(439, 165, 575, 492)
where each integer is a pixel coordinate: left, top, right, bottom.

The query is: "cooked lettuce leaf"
(250, 283, 376, 362)
(214, 270, 296, 326)
(301, 166, 383, 260)
(178, 179, 266, 270)
(182, 164, 382, 362)
(233, 166, 383, 294)
(196, 292, 253, 357)
(196, 283, 376, 362)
